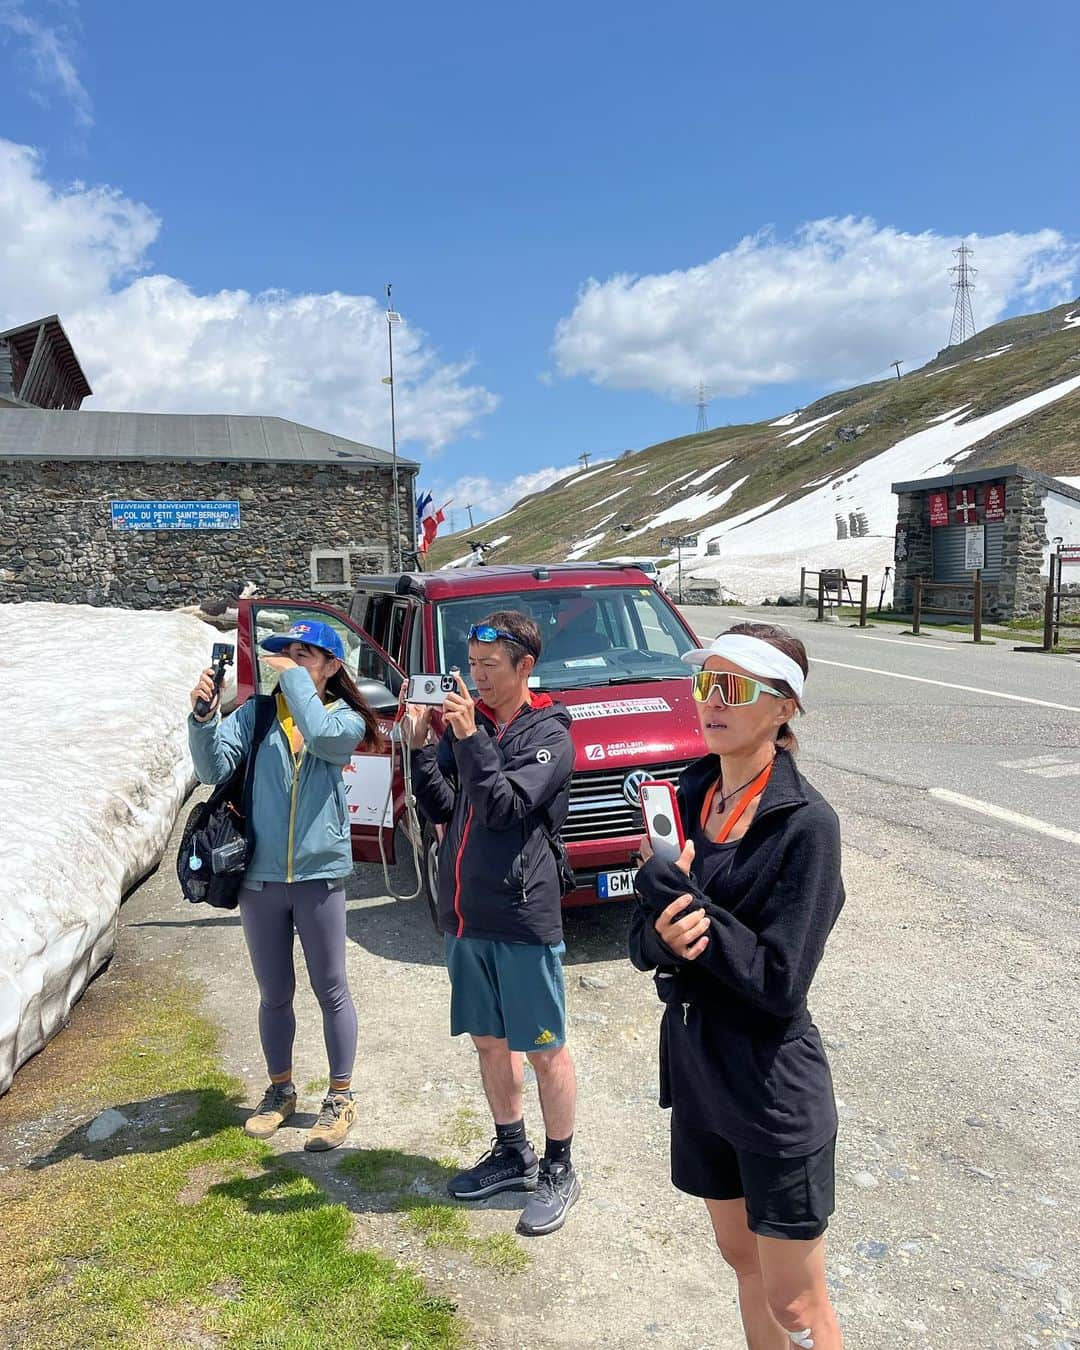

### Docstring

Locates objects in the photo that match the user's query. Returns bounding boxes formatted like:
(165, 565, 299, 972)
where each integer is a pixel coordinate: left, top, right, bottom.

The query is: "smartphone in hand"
(639, 781, 686, 864)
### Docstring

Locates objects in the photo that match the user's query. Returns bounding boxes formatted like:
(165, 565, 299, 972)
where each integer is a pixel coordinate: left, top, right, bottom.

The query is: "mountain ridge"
(426, 298, 1080, 587)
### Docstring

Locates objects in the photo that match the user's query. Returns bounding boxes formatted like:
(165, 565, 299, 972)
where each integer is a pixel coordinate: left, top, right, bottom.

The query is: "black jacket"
(411, 694, 574, 945)
(629, 749, 845, 1154)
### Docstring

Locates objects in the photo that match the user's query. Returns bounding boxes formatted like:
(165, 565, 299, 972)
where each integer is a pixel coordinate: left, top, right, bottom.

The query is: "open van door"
(235, 597, 404, 863)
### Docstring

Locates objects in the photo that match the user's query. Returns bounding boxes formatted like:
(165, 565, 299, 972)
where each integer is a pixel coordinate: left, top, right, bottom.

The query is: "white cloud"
(0, 140, 497, 452)
(429, 464, 579, 529)
(0, 1, 92, 127)
(552, 216, 1080, 400)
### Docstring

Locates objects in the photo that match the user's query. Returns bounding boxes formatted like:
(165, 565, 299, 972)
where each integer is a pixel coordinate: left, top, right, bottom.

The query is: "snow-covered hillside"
(0, 605, 226, 1094)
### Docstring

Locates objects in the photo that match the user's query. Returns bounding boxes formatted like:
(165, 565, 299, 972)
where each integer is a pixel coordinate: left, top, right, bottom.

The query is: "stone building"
(0, 408, 419, 608)
(891, 463, 1080, 620)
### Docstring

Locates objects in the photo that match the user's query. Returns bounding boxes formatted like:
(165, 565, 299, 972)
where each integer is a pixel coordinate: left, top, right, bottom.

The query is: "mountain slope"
(426, 299, 1080, 595)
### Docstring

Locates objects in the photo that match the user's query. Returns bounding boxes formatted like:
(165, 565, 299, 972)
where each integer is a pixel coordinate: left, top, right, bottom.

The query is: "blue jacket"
(188, 666, 368, 884)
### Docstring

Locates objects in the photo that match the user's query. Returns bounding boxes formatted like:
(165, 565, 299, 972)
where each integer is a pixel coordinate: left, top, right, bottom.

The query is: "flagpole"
(386, 283, 402, 572)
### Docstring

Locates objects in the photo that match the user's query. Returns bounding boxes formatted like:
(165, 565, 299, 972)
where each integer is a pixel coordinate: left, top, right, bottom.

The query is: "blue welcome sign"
(111, 500, 242, 531)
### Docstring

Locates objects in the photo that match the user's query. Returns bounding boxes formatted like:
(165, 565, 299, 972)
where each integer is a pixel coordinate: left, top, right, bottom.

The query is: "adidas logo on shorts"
(534, 1028, 557, 1046)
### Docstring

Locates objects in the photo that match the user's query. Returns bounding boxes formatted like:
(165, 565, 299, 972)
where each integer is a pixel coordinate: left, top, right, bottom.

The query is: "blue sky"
(2, 0, 1078, 525)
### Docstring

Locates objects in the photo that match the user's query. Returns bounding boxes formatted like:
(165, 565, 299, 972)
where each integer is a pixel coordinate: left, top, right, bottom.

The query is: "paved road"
(682, 602, 1080, 855)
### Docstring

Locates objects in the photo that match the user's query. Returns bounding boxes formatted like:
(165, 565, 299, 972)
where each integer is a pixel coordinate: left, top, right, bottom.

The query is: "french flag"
(416, 492, 447, 554)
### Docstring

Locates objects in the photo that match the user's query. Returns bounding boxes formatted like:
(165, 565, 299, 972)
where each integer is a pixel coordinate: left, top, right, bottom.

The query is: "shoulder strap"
(240, 696, 277, 823)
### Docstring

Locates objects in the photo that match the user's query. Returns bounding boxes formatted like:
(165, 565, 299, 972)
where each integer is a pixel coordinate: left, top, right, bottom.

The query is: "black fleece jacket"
(410, 694, 574, 945)
(629, 748, 845, 1154)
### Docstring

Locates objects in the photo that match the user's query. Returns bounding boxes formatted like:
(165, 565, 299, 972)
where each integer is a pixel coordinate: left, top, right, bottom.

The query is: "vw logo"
(622, 769, 650, 807)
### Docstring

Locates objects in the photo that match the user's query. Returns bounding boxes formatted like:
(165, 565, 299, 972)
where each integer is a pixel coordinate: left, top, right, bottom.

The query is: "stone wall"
(0, 458, 417, 608)
(892, 473, 1048, 620)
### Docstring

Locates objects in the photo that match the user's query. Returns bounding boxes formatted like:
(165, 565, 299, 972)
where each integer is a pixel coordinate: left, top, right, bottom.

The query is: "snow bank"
(0, 604, 225, 1094)
(685, 535, 895, 606)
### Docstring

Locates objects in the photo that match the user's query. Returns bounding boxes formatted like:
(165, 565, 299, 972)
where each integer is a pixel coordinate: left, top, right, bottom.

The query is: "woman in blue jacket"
(631, 623, 845, 1349)
(189, 620, 381, 1151)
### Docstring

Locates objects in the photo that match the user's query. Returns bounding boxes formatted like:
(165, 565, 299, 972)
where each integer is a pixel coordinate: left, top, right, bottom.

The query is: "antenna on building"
(948, 242, 977, 347)
(695, 380, 709, 434)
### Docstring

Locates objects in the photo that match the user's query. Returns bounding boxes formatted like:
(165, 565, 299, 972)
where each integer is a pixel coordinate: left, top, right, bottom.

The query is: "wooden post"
(912, 576, 922, 635)
(817, 574, 826, 622)
(799, 567, 806, 608)
(972, 569, 983, 643)
(858, 574, 868, 627)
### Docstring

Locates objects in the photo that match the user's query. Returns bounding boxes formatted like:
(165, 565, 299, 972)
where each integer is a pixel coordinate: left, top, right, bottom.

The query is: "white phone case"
(640, 781, 684, 863)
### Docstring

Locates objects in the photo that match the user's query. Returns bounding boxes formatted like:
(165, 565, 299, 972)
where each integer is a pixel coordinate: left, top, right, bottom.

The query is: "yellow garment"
(275, 693, 305, 760)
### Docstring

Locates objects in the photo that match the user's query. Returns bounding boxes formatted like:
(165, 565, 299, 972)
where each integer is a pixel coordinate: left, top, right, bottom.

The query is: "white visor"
(681, 633, 805, 701)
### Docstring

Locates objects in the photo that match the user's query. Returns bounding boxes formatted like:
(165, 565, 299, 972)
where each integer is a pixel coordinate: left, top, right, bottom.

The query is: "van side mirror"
(353, 677, 399, 717)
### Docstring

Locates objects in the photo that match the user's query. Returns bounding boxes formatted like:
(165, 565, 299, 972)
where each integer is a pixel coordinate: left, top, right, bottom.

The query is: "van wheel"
(421, 821, 441, 931)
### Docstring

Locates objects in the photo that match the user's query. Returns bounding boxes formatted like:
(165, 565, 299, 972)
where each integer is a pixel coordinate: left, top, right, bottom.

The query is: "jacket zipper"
(450, 706, 527, 936)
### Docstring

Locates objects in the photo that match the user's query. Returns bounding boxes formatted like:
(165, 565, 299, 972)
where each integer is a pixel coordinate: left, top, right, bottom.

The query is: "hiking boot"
(243, 1084, 297, 1139)
(304, 1092, 357, 1152)
(447, 1140, 539, 1201)
(516, 1159, 580, 1236)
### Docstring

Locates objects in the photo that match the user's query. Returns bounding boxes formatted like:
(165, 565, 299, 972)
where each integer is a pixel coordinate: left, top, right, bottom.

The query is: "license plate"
(596, 869, 636, 899)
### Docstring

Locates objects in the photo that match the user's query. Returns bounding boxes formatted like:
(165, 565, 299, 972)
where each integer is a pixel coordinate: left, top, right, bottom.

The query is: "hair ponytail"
(326, 667, 385, 752)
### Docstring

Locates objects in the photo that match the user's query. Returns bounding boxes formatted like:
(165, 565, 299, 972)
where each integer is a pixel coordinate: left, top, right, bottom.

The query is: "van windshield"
(433, 586, 695, 690)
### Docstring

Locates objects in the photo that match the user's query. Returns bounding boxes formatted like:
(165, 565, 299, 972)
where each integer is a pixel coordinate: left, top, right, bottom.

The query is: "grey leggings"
(237, 880, 357, 1084)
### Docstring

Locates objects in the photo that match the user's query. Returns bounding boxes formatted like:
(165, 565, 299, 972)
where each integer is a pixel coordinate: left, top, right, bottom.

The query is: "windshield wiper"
(604, 674, 679, 685)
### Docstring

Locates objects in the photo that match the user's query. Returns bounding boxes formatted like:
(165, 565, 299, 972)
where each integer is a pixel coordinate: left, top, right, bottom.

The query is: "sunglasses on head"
(691, 669, 787, 707)
(467, 623, 536, 655)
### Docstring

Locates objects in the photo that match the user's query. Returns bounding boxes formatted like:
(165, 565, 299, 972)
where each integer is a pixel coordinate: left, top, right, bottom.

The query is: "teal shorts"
(444, 935, 567, 1053)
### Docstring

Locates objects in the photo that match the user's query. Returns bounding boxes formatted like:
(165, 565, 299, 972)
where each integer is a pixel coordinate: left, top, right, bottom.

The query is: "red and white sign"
(984, 483, 1006, 522)
(954, 488, 978, 525)
(1060, 546, 1080, 566)
(929, 491, 949, 527)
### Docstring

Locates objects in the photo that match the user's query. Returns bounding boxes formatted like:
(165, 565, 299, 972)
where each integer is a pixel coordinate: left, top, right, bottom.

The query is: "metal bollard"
(912, 576, 922, 635)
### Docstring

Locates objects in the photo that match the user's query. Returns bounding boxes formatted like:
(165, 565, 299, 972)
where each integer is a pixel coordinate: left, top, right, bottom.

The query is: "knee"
(311, 978, 351, 1014)
(526, 1044, 568, 1076)
(716, 1239, 762, 1282)
(764, 1288, 821, 1339)
(259, 984, 295, 1011)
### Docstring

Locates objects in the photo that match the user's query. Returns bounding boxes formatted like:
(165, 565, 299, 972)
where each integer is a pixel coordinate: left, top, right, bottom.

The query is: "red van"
(233, 564, 705, 923)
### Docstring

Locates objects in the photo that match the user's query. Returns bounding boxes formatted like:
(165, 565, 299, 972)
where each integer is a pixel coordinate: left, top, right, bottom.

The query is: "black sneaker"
(447, 1139, 539, 1201)
(516, 1159, 580, 1236)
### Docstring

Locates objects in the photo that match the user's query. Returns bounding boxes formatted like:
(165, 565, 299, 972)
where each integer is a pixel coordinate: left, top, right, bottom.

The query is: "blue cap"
(260, 619, 345, 661)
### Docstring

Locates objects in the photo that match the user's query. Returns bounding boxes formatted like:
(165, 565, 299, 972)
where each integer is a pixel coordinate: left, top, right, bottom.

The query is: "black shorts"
(671, 1115, 836, 1241)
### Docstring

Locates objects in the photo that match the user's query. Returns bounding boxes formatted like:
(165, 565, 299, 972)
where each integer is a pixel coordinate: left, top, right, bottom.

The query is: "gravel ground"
(4, 605, 1078, 1349)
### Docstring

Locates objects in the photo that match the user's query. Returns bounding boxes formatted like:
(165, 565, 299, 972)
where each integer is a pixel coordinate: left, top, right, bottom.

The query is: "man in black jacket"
(405, 610, 579, 1236)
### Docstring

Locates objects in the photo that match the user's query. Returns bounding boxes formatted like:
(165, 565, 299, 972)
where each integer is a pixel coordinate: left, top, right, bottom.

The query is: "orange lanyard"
(700, 761, 773, 842)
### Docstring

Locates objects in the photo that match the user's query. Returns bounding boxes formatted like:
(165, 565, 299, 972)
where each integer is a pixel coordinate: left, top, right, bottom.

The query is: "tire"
(421, 820, 441, 931)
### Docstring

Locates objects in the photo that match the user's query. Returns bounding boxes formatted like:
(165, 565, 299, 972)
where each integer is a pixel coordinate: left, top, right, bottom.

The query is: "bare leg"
(757, 1233, 843, 1349)
(471, 1034, 524, 1125)
(525, 1043, 577, 1140)
(705, 1199, 788, 1349)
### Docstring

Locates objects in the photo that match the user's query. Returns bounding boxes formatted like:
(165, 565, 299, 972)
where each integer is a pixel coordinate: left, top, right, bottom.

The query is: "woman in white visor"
(630, 622, 845, 1349)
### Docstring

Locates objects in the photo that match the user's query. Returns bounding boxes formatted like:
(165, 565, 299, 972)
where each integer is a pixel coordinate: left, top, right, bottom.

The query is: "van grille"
(562, 760, 692, 843)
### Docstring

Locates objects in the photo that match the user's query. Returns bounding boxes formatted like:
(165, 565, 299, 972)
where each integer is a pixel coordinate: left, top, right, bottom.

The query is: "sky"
(1, 0, 1078, 529)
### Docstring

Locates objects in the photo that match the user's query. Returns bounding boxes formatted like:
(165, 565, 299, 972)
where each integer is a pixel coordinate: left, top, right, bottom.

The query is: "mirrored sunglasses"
(691, 669, 786, 707)
(467, 623, 534, 654)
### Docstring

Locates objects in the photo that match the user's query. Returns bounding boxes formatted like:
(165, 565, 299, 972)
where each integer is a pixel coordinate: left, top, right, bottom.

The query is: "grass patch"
(399, 1205, 532, 1274)
(338, 1149, 533, 1277)
(0, 979, 461, 1349)
(443, 1106, 485, 1151)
